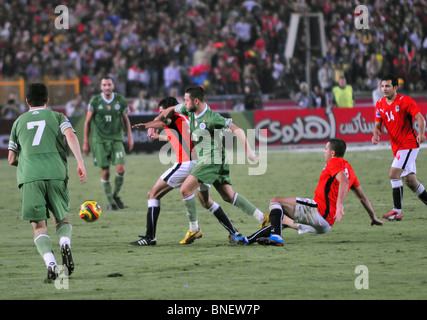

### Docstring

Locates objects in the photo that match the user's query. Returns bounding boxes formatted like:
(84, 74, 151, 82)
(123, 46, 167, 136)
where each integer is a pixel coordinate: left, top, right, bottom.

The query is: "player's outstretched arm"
(230, 123, 258, 162)
(351, 185, 384, 226)
(157, 106, 176, 122)
(132, 119, 169, 131)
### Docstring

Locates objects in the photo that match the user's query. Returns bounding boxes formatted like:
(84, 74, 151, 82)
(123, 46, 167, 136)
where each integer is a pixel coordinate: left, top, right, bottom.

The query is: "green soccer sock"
(233, 193, 264, 223)
(183, 194, 199, 231)
(101, 179, 115, 204)
(56, 221, 72, 247)
(34, 233, 56, 267)
(114, 173, 124, 196)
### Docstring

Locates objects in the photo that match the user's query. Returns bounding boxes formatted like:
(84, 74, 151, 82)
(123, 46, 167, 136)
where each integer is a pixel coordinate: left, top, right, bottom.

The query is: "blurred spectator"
(1, 54, 15, 78)
(127, 61, 142, 97)
(65, 94, 86, 117)
(372, 81, 383, 106)
(313, 85, 327, 108)
(163, 60, 182, 96)
(271, 54, 285, 87)
(332, 76, 354, 108)
(317, 61, 334, 95)
(132, 89, 156, 114)
(366, 53, 381, 80)
(1, 93, 24, 119)
(25, 56, 42, 81)
(243, 70, 262, 110)
(295, 82, 317, 110)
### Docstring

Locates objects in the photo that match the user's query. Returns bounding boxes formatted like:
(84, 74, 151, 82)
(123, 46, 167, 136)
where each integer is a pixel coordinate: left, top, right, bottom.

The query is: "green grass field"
(1, 147, 427, 300)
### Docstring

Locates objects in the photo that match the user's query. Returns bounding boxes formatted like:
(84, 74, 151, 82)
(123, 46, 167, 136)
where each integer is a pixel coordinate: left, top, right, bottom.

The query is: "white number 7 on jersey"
(27, 120, 46, 146)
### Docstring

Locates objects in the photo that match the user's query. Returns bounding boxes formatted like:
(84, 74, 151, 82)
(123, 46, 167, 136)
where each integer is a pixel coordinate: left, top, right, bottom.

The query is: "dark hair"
(185, 86, 205, 101)
(26, 83, 48, 107)
(329, 138, 347, 157)
(158, 96, 179, 108)
(381, 74, 398, 87)
(101, 75, 114, 83)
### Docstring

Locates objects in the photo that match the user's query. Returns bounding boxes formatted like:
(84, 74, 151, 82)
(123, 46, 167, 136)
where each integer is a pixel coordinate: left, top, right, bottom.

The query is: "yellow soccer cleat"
(179, 228, 203, 244)
(260, 213, 270, 228)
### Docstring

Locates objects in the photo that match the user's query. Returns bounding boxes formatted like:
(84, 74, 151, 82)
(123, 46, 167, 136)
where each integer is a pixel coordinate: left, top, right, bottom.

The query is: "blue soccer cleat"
(229, 233, 248, 245)
(257, 234, 284, 246)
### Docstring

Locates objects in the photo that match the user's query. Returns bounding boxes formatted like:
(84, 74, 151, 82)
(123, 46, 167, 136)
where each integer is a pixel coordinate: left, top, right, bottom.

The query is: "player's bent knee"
(270, 197, 282, 205)
(221, 194, 234, 203)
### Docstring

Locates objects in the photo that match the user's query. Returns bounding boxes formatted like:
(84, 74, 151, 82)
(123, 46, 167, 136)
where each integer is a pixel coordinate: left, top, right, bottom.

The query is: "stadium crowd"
(0, 0, 426, 112)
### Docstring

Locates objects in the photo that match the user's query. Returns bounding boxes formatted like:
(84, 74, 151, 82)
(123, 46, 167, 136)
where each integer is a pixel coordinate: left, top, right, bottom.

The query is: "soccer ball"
(79, 200, 102, 222)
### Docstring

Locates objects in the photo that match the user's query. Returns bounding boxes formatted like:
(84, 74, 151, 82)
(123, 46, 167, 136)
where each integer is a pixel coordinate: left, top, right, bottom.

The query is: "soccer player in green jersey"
(83, 76, 134, 210)
(8, 83, 86, 282)
(157, 86, 269, 238)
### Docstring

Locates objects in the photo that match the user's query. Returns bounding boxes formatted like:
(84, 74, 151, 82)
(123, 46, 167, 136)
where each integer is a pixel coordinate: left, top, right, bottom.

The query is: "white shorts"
(161, 161, 210, 191)
(391, 148, 419, 177)
(294, 198, 332, 234)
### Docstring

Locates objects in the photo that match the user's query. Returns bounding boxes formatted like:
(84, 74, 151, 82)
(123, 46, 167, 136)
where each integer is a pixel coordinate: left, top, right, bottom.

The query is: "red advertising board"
(255, 104, 427, 146)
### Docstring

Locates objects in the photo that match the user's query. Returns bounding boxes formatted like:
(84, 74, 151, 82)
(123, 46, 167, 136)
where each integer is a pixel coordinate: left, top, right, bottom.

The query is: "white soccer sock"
(59, 236, 71, 248)
(414, 183, 425, 196)
(148, 199, 160, 207)
(189, 221, 199, 232)
(43, 253, 57, 268)
(253, 209, 264, 223)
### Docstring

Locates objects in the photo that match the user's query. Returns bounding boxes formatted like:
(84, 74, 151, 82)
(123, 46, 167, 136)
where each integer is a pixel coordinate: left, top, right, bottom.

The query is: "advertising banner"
(254, 104, 427, 146)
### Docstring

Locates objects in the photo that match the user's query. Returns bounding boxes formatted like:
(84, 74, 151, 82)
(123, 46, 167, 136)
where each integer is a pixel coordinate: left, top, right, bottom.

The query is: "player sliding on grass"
(372, 74, 427, 221)
(229, 139, 384, 246)
(129, 97, 243, 245)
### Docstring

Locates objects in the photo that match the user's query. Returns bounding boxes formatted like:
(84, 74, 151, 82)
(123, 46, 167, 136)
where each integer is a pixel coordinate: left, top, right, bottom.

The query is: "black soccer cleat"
(113, 194, 126, 209)
(107, 203, 118, 210)
(256, 234, 284, 246)
(129, 236, 157, 246)
(45, 262, 59, 283)
(61, 244, 74, 276)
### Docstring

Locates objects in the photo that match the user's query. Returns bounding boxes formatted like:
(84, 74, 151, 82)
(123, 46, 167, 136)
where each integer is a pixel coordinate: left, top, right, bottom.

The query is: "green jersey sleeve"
(8, 120, 20, 153)
(175, 103, 188, 116)
(207, 111, 232, 130)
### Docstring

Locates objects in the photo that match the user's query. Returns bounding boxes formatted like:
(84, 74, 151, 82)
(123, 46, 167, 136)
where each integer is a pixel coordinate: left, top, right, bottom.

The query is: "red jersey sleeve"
(374, 98, 383, 122)
(404, 96, 421, 117)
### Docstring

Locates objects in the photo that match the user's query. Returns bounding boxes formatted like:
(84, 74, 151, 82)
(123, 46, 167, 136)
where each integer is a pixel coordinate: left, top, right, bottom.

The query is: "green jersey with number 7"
(8, 108, 74, 186)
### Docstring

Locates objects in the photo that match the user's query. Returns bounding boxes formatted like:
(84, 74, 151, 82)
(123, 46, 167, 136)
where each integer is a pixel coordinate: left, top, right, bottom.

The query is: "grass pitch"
(1, 147, 427, 300)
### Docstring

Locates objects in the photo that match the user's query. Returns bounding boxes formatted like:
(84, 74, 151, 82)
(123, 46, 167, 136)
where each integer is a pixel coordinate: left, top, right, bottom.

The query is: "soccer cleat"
(257, 234, 284, 246)
(382, 210, 402, 221)
(229, 233, 248, 245)
(45, 262, 59, 283)
(61, 244, 74, 276)
(261, 213, 270, 228)
(129, 236, 157, 246)
(107, 203, 118, 211)
(179, 228, 202, 244)
(113, 194, 126, 209)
